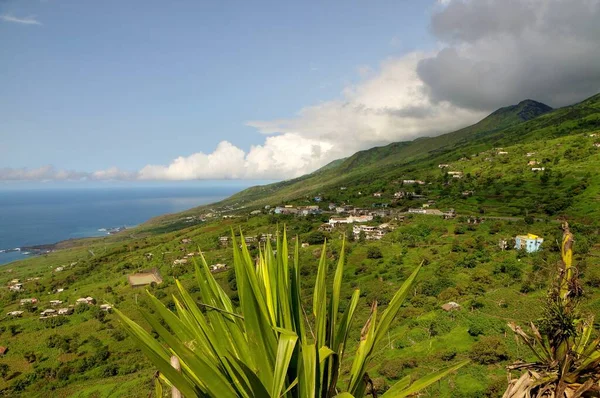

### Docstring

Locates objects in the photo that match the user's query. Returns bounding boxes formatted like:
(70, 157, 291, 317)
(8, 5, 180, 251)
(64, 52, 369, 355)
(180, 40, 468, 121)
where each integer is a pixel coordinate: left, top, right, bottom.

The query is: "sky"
(2, 0, 600, 184)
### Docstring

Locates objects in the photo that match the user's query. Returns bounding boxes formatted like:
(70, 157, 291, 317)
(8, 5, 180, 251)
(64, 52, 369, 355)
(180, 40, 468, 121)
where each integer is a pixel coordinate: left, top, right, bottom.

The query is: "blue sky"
(2, 0, 599, 183)
(1, 0, 431, 170)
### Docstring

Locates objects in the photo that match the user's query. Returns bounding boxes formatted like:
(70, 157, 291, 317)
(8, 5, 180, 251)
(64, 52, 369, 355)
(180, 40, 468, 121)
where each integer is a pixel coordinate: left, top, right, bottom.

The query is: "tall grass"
(116, 231, 467, 397)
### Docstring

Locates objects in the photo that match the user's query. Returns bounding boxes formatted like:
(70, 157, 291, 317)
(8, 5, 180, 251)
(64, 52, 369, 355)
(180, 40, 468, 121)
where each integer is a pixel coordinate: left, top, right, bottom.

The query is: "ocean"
(0, 185, 250, 266)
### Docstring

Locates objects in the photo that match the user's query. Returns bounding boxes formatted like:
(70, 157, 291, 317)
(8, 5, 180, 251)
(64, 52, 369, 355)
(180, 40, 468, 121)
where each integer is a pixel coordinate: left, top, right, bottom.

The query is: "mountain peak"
(490, 99, 553, 122)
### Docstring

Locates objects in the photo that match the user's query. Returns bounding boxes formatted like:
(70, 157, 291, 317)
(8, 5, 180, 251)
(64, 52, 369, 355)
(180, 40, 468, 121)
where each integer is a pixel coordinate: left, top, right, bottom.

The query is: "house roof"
(0, 346, 7, 355)
(128, 270, 163, 287)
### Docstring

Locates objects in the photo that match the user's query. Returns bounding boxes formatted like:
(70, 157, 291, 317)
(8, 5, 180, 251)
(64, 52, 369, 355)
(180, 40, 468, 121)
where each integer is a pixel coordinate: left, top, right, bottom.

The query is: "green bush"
(469, 336, 509, 364)
(367, 246, 383, 259)
(378, 358, 418, 379)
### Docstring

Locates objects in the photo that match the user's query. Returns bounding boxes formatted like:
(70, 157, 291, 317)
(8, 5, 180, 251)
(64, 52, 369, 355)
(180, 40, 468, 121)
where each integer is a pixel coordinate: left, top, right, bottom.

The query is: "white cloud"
(0, 166, 85, 181)
(0, 14, 41, 25)
(3, 0, 599, 182)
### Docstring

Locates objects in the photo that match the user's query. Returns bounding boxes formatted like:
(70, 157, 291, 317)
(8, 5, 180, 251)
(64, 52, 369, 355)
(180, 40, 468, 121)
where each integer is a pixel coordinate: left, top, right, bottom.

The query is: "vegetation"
(1, 93, 600, 396)
(116, 233, 468, 397)
(503, 223, 600, 397)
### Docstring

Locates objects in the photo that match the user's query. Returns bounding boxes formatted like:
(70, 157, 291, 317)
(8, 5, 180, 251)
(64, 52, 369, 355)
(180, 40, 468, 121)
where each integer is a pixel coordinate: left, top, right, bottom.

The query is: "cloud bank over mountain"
(4, 0, 600, 181)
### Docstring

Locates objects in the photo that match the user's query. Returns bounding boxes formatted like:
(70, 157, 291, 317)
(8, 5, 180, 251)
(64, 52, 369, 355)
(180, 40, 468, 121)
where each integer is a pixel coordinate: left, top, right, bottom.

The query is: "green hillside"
(1, 93, 600, 397)
(160, 93, 599, 225)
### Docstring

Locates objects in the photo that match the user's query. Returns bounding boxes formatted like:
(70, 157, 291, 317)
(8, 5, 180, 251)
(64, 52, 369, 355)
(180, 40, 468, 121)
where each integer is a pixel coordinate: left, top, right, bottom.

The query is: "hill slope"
(155, 93, 600, 225)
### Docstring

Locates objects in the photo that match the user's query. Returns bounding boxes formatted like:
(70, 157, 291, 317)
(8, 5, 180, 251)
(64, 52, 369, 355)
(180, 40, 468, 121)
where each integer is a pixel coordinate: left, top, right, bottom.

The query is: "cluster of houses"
(352, 223, 394, 240)
(273, 205, 321, 216)
(6, 295, 108, 320)
(172, 251, 200, 266)
(219, 234, 275, 247)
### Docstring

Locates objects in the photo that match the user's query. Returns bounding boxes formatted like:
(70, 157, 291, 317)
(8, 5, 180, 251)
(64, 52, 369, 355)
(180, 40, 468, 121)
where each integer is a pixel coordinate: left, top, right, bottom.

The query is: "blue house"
(515, 233, 544, 253)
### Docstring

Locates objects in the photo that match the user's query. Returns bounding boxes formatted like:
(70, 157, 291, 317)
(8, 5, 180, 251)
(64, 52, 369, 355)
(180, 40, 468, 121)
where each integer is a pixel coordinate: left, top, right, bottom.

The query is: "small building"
(76, 297, 95, 305)
(438, 164, 450, 168)
(301, 243, 310, 248)
(515, 233, 543, 253)
(328, 203, 337, 211)
(528, 160, 540, 166)
(526, 152, 536, 157)
(447, 171, 463, 177)
(8, 283, 23, 292)
(40, 309, 57, 317)
(408, 208, 426, 214)
(173, 259, 188, 266)
(441, 302, 461, 312)
(0, 347, 7, 356)
(498, 151, 509, 155)
(6, 311, 23, 317)
(55, 288, 64, 293)
(328, 215, 373, 226)
(20, 298, 38, 305)
(49, 300, 63, 307)
(314, 196, 322, 202)
(58, 308, 74, 315)
(373, 192, 382, 198)
(181, 238, 192, 244)
(531, 167, 545, 172)
(210, 263, 227, 272)
(250, 210, 262, 215)
(594, 143, 600, 148)
(100, 304, 112, 312)
(219, 236, 229, 246)
(319, 223, 333, 232)
(54, 266, 64, 272)
(128, 269, 163, 288)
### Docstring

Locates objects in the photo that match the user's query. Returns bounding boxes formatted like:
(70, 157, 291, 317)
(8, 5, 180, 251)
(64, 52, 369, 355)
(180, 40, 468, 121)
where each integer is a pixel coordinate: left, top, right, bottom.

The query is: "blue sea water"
(0, 185, 250, 265)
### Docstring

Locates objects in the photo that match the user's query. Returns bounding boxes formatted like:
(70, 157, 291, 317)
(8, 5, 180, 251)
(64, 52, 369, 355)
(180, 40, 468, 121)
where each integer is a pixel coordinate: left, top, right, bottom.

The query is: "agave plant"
(116, 231, 467, 397)
(503, 223, 600, 397)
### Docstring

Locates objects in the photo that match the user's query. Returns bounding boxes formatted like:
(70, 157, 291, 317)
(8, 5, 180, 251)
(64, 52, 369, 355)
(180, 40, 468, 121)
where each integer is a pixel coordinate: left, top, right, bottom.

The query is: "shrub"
(0, 363, 9, 379)
(378, 358, 418, 379)
(366, 246, 383, 259)
(469, 336, 509, 364)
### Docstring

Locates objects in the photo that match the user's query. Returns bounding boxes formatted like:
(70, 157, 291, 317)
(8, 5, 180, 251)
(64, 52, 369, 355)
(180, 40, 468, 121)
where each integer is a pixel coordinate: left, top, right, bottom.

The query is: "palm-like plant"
(503, 223, 600, 397)
(116, 232, 468, 397)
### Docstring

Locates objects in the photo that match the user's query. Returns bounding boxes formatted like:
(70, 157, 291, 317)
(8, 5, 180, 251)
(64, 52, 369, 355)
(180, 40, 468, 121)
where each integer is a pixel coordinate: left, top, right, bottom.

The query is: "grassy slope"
(1, 94, 600, 397)
(156, 94, 599, 225)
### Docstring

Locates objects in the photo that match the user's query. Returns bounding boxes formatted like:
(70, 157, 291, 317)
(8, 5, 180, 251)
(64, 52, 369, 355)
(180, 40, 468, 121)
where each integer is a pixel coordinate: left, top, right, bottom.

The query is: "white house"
(211, 263, 227, 272)
(20, 298, 38, 305)
(40, 309, 57, 317)
(531, 167, 545, 172)
(328, 215, 373, 226)
(6, 311, 23, 317)
(49, 300, 63, 307)
(58, 308, 73, 315)
(76, 297, 94, 305)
